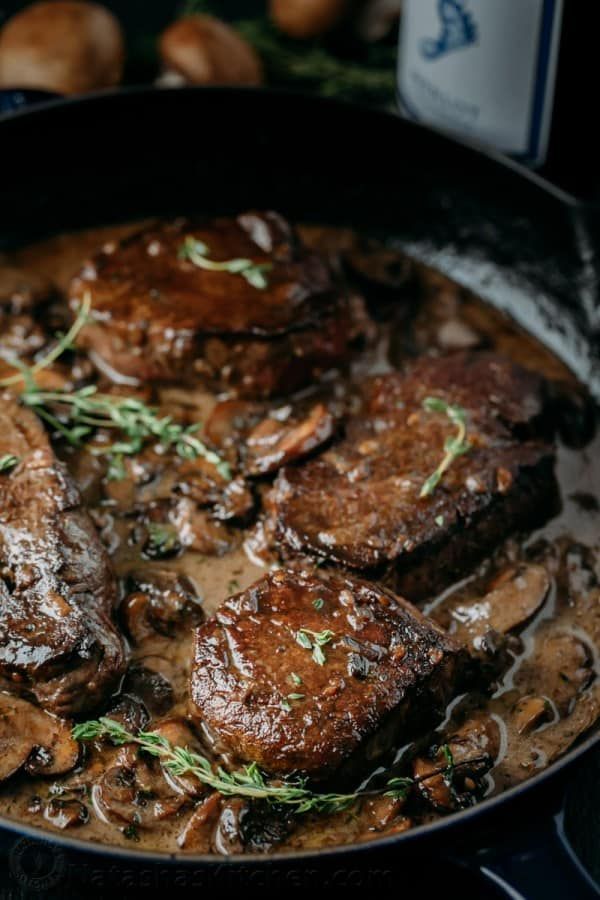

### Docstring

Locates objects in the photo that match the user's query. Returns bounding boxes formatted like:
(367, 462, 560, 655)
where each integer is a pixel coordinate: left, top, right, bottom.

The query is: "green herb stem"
(419, 397, 471, 498)
(179, 236, 272, 290)
(0, 292, 92, 389)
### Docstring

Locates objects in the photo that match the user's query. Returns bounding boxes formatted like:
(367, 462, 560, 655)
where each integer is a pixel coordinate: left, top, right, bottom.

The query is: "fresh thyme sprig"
(179, 236, 272, 290)
(419, 397, 471, 498)
(295, 628, 335, 666)
(0, 295, 231, 482)
(72, 720, 477, 815)
(19, 384, 232, 480)
(0, 454, 19, 473)
(72, 717, 356, 815)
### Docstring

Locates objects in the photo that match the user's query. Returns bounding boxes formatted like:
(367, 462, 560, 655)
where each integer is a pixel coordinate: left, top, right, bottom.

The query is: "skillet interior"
(0, 87, 599, 863)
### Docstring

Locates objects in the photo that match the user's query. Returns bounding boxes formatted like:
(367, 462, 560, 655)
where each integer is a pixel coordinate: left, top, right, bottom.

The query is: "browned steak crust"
(266, 353, 557, 597)
(69, 211, 371, 397)
(190, 570, 464, 777)
(0, 393, 127, 715)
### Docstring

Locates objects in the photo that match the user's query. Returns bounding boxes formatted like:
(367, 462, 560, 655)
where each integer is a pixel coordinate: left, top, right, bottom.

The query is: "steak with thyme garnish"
(266, 353, 557, 598)
(190, 569, 465, 778)
(0, 393, 126, 716)
(69, 211, 372, 398)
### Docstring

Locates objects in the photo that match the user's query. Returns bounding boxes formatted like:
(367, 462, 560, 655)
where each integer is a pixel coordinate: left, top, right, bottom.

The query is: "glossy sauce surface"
(0, 222, 598, 855)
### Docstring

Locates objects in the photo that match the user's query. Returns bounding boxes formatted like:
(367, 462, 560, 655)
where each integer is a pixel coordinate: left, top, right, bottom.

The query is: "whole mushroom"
(159, 15, 263, 87)
(269, 0, 349, 39)
(0, 1, 124, 95)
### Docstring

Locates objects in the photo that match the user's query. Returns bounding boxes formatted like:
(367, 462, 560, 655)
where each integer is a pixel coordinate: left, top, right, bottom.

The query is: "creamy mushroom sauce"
(0, 222, 598, 855)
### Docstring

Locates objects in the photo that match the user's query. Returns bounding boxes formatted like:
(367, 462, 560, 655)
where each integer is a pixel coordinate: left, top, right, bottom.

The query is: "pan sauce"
(0, 222, 598, 855)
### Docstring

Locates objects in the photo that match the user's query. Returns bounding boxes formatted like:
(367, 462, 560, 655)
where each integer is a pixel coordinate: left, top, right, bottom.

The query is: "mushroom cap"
(0, 1, 125, 95)
(159, 15, 263, 86)
(269, 0, 348, 39)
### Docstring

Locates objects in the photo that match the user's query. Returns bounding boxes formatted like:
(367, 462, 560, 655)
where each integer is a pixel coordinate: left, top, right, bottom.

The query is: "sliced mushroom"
(245, 403, 335, 476)
(448, 564, 550, 650)
(122, 664, 174, 717)
(211, 478, 255, 523)
(212, 797, 248, 856)
(120, 569, 202, 643)
(362, 794, 406, 831)
(170, 498, 236, 556)
(177, 792, 221, 851)
(44, 797, 89, 829)
(515, 631, 595, 716)
(205, 399, 262, 451)
(0, 692, 79, 781)
(103, 694, 150, 735)
(93, 744, 186, 830)
(512, 695, 553, 735)
(413, 714, 500, 812)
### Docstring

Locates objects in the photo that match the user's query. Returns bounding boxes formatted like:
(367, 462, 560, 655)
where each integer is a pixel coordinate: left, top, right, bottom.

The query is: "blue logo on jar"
(420, 0, 478, 60)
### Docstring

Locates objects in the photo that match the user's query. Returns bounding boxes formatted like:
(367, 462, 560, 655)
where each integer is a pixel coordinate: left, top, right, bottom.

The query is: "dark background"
(1, 0, 597, 199)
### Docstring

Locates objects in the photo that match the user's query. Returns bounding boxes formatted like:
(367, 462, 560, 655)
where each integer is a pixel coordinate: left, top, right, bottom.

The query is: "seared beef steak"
(190, 570, 464, 777)
(69, 212, 372, 397)
(267, 353, 557, 597)
(0, 393, 126, 715)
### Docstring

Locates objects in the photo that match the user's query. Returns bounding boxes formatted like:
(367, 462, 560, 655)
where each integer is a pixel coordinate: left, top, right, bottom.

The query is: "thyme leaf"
(179, 236, 272, 290)
(0, 454, 19, 473)
(419, 397, 471, 498)
(295, 628, 335, 666)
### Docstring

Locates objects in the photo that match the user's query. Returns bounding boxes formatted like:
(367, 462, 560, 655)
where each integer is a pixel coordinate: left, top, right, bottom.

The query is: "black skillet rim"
(0, 85, 597, 864)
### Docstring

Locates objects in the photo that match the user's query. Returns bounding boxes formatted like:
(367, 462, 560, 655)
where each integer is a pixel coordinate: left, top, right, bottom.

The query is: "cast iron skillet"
(1, 87, 599, 897)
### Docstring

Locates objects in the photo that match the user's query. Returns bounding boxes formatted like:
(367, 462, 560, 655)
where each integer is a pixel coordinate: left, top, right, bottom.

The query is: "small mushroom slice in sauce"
(177, 791, 222, 851)
(440, 564, 551, 652)
(244, 402, 335, 476)
(205, 397, 337, 477)
(152, 718, 207, 799)
(413, 713, 501, 812)
(0, 693, 79, 782)
(92, 743, 187, 830)
(514, 630, 595, 717)
(44, 796, 89, 829)
(120, 569, 203, 644)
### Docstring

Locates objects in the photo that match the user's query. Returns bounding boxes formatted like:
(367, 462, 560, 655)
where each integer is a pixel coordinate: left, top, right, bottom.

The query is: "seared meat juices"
(0, 215, 597, 856)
